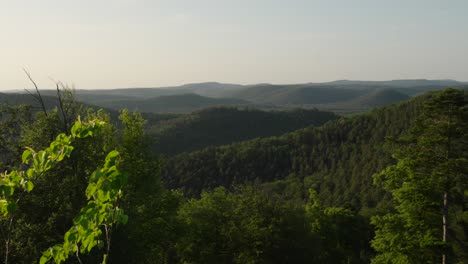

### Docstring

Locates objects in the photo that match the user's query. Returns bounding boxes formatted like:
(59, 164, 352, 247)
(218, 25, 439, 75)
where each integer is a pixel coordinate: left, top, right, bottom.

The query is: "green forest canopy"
(0, 88, 466, 263)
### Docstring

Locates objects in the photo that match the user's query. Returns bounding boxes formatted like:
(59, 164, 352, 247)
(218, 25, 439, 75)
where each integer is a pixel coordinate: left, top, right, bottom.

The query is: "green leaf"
(0, 199, 9, 215)
(105, 150, 120, 162)
(79, 128, 93, 138)
(1, 185, 15, 197)
(85, 183, 97, 199)
(71, 121, 81, 137)
(26, 168, 34, 179)
(40, 250, 52, 264)
(6, 201, 17, 214)
(22, 149, 32, 164)
(25, 181, 34, 192)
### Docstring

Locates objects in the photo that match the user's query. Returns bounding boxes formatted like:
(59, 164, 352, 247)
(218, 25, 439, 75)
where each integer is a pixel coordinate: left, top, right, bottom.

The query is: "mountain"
(149, 107, 339, 155)
(0, 91, 182, 125)
(228, 84, 371, 105)
(326, 79, 466, 87)
(169, 82, 245, 97)
(5, 79, 465, 114)
(97, 93, 250, 113)
(53, 82, 245, 99)
(0, 92, 61, 110)
(341, 89, 410, 109)
(162, 90, 437, 208)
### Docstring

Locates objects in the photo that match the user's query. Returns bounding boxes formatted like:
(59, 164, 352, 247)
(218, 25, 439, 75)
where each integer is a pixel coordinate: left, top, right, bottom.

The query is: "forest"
(0, 87, 466, 263)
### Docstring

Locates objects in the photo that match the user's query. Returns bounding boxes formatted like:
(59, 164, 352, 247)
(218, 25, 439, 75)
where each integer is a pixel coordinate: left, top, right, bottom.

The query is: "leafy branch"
(40, 150, 128, 264)
(0, 117, 104, 263)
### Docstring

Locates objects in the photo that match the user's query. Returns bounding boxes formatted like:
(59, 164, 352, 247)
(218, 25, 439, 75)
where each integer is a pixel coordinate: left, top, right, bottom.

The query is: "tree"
(40, 150, 128, 264)
(371, 89, 468, 263)
(109, 110, 182, 263)
(3, 108, 117, 263)
(0, 104, 32, 171)
(306, 189, 372, 263)
(0, 117, 106, 263)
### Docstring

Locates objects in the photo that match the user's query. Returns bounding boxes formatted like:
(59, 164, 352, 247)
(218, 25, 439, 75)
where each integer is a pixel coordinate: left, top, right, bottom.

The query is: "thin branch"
(23, 88, 40, 101)
(22, 69, 47, 116)
(75, 246, 83, 264)
(56, 82, 68, 130)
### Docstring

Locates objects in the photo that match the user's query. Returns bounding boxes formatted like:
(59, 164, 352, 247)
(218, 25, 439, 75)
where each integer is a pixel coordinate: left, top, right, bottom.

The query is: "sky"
(1, 0, 467, 90)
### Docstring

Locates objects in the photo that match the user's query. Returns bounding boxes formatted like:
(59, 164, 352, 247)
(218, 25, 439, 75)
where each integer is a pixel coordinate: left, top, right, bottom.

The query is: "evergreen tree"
(371, 89, 468, 263)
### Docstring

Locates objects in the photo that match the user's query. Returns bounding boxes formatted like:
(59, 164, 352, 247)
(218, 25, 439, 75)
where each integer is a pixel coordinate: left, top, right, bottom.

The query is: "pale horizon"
(1, 0, 467, 90)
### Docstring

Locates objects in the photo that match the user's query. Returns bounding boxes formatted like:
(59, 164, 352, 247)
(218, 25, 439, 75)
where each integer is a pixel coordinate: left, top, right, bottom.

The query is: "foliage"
(175, 186, 372, 263)
(0, 104, 32, 171)
(150, 107, 338, 155)
(371, 89, 468, 263)
(0, 117, 105, 263)
(306, 189, 372, 263)
(40, 150, 127, 264)
(109, 110, 183, 264)
(0, 88, 465, 263)
(163, 94, 426, 210)
(0, 117, 103, 217)
(175, 186, 320, 263)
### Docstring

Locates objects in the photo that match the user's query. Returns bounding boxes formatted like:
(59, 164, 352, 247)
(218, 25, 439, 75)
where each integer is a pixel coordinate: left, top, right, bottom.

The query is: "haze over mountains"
(2, 79, 467, 113)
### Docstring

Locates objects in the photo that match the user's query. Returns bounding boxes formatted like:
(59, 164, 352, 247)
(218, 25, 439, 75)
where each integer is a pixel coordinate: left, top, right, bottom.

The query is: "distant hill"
(0, 91, 181, 125)
(342, 89, 410, 109)
(97, 93, 250, 113)
(149, 107, 339, 155)
(162, 90, 437, 205)
(0, 92, 61, 110)
(229, 84, 371, 105)
(54, 82, 245, 99)
(5, 79, 465, 114)
(326, 79, 466, 87)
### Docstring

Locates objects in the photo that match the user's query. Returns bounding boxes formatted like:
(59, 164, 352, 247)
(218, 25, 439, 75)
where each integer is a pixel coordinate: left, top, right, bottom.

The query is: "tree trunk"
(442, 191, 448, 264)
(442, 104, 452, 264)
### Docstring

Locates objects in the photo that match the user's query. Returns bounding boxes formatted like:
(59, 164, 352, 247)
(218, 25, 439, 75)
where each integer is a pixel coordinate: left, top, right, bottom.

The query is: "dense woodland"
(0, 87, 466, 263)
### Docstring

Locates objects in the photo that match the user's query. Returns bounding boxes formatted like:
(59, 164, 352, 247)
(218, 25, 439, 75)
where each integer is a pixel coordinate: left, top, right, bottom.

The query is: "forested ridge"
(162, 93, 425, 209)
(149, 107, 338, 155)
(0, 88, 466, 263)
(5, 79, 465, 114)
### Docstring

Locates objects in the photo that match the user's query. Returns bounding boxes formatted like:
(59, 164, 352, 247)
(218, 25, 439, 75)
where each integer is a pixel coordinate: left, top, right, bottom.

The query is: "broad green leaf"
(6, 201, 17, 214)
(40, 250, 52, 264)
(25, 181, 34, 192)
(22, 149, 32, 163)
(105, 150, 120, 161)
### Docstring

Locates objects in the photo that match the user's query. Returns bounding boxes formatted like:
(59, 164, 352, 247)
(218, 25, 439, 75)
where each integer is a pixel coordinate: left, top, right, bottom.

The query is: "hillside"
(162, 91, 433, 210)
(2, 88, 466, 263)
(149, 107, 339, 155)
(0, 91, 182, 126)
(229, 84, 371, 104)
(0, 92, 60, 109)
(49, 82, 245, 99)
(342, 89, 410, 108)
(325, 79, 466, 87)
(97, 93, 250, 113)
(7, 79, 464, 114)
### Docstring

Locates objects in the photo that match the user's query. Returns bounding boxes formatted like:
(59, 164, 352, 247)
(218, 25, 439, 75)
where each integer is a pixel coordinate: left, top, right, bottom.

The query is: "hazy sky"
(1, 0, 467, 90)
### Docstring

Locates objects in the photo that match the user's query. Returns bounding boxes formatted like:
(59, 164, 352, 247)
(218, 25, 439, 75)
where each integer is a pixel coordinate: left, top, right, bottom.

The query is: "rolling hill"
(149, 107, 339, 155)
(228, 84, 372, 105)
(97, 93, 250, 113)
(0, 92, 61, 110)
(340, 89, 410, 109)
(4, 79, 466, 114)
(162, 89, 440, 208)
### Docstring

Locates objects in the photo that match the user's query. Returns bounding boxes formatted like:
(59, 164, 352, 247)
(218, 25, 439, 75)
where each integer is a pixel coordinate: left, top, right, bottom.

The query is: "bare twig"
(56, 82, 68, 130)
(23, 69, 48, 116)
